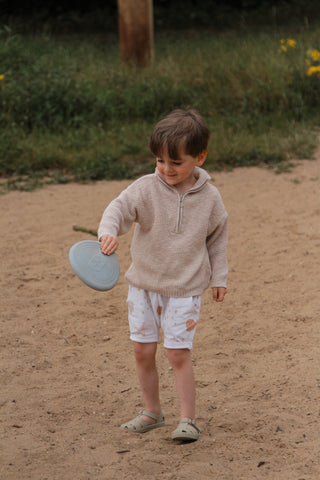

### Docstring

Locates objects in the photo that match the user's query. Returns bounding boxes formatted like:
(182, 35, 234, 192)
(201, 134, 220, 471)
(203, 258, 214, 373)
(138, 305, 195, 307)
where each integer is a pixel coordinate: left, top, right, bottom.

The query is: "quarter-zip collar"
(155, 167, 212, 233)
(155, 166, 211, 194)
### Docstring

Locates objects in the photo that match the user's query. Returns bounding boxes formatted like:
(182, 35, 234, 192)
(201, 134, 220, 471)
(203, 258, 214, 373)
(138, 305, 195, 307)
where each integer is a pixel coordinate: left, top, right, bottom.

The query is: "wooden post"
(117, 0, 154, 67)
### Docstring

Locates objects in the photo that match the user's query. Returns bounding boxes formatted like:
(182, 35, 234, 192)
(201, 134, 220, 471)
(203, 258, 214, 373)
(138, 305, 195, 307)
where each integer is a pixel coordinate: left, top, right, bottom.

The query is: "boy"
(98, 109, 228, 442)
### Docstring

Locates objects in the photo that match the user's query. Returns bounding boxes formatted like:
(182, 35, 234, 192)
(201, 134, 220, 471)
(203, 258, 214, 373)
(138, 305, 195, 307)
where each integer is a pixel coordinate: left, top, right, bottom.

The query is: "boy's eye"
(156, 158, 181, 166)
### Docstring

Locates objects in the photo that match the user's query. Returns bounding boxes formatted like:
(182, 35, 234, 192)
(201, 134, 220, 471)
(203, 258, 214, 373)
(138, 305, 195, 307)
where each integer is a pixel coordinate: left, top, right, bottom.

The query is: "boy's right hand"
(100, 234, 119, 255)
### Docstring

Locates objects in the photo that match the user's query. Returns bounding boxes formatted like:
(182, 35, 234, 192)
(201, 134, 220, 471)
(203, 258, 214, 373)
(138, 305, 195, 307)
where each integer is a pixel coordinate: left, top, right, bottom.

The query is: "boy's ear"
(196, 150, 207, 166)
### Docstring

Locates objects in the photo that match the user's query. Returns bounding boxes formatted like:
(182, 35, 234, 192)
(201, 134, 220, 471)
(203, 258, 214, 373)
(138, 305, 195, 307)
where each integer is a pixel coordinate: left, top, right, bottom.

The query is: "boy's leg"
(166, 348, 195, 420)
(134, 341, 162, 424)
(167, 348, 201, 440)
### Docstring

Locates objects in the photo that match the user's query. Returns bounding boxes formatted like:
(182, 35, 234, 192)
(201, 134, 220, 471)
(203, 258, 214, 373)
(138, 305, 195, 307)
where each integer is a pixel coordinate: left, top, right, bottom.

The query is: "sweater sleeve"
(206, 194, 229, 288)
(97, 182, 139, 240)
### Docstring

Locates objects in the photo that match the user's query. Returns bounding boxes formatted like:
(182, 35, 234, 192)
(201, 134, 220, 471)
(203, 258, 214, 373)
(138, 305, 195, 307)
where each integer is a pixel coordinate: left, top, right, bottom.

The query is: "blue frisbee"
(69, 240, 119, 291)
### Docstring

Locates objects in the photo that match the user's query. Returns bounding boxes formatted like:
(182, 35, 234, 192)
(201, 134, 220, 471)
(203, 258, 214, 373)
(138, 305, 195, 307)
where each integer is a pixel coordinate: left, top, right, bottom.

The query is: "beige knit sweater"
(98, 167, 228, 297)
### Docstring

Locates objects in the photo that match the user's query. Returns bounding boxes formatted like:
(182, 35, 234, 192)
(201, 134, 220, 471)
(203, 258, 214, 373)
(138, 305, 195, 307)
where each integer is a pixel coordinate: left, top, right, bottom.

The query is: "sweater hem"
(125, 277, 206, 298)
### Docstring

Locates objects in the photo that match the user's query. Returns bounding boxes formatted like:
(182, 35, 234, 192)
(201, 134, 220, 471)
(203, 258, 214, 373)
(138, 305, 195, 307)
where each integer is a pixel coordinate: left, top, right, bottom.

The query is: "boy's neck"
(174, 174, 197, 194)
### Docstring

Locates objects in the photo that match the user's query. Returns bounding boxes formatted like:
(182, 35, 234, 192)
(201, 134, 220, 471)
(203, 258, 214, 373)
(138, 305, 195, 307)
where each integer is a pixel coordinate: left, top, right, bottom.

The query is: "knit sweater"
(98, 167, 228, 297)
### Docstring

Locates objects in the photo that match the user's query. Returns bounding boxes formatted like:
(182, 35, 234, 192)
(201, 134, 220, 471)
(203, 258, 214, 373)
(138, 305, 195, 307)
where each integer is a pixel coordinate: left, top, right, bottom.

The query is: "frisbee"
(69, 240, 119, 291)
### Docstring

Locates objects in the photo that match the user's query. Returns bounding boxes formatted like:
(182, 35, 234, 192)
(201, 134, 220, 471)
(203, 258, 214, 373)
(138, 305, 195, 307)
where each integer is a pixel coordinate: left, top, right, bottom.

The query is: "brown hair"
(149, 109, 210, 159)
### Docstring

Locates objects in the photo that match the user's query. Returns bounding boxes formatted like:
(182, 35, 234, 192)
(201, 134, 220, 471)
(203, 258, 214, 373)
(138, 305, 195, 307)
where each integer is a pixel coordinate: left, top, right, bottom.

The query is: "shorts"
(127, 285, 201, 350)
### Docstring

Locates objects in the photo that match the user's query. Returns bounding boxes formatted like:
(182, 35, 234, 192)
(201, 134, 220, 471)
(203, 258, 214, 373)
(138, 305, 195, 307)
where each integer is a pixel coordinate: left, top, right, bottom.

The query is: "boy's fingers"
(102, 245, 116, 255)
(100, 236, 118, 255)
(212, 287, 227, 302)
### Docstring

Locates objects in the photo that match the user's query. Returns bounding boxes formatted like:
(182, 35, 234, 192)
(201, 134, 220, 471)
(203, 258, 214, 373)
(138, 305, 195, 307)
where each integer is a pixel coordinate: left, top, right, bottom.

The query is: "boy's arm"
(207, 213, 229, 290)
(98, 183, 139, 245)
(206, 188, 229, 301)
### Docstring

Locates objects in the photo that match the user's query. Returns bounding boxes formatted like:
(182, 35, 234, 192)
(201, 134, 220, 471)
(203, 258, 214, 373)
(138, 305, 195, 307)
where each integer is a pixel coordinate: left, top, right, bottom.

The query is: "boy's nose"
(164, 164, 174, 174)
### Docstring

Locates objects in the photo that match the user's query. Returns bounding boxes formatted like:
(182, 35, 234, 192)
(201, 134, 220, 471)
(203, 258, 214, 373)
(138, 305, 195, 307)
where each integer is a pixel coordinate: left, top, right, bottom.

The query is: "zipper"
(176, 194, 184, 233)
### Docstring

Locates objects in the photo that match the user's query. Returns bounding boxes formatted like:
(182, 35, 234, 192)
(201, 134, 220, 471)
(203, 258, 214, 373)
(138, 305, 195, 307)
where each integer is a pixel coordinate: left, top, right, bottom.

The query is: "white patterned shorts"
(127, 285, 201, 350)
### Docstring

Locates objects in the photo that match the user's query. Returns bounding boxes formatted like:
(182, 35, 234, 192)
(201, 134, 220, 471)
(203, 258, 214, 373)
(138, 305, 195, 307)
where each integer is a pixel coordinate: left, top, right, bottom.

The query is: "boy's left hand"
(212, 287, 227, 302)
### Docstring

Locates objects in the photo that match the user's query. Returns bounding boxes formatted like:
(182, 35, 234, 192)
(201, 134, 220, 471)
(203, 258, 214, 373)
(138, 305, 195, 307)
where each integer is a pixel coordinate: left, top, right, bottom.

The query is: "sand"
(1, 149, 319, 480)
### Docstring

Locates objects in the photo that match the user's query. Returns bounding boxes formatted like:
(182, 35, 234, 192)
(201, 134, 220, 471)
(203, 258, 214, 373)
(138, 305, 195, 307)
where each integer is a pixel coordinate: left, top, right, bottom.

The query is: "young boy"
(98, 109, 228, 442)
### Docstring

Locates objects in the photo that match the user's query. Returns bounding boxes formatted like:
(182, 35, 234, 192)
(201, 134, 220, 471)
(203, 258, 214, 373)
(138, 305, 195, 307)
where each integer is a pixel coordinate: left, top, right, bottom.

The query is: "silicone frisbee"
(69, 240, 119, 291)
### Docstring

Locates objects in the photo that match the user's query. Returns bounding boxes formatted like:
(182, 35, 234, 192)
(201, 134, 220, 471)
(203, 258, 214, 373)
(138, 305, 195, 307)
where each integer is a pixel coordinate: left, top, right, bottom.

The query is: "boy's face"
(156, 145, 207, 194)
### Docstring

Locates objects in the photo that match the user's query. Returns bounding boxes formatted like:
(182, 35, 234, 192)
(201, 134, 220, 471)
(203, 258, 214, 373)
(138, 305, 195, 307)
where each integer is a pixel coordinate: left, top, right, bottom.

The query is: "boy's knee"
(134, 342, 157, 363)
(166, 348, 190, 369)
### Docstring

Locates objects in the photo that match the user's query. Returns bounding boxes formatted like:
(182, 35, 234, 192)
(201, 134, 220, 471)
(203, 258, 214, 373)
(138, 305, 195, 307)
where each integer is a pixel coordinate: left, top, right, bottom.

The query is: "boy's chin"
(161, 175, 178, 184)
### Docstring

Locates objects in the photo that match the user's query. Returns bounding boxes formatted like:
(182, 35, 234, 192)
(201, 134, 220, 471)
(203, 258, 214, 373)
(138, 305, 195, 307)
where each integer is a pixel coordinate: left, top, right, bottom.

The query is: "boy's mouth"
(165, 173, 176, 178)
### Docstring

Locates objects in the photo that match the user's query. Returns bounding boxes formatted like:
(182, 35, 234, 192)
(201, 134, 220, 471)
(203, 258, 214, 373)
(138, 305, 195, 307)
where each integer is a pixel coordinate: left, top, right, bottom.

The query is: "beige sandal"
(171, 418, 201, 442)
(120, 410, 165, 433)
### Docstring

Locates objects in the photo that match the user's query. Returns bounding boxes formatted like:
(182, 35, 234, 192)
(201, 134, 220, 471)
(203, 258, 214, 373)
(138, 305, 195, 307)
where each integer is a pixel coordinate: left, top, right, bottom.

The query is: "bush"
(1, 22, 320, 190)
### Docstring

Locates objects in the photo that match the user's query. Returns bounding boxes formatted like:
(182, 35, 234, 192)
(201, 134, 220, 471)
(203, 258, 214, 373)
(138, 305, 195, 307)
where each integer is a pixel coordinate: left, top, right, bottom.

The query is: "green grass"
(1, 18, 320, 191)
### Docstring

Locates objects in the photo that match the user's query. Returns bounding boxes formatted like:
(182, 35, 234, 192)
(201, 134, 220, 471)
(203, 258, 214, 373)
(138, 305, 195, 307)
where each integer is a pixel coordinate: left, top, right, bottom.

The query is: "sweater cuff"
(97, 228, 118, 242)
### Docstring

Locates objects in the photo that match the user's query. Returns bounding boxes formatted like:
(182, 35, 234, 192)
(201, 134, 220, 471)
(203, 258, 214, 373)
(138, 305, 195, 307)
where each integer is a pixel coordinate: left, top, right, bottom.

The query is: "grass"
(1, 15, 320, 191)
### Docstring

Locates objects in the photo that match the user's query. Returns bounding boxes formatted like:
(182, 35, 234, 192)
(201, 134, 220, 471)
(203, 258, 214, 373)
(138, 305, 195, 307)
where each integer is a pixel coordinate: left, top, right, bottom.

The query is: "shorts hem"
(130, 335, 159, 344)
(163, 343, 193, 350)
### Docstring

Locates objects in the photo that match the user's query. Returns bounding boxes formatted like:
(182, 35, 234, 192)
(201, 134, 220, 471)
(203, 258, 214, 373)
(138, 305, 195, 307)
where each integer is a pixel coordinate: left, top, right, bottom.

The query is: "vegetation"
(1, 4, 320, 190)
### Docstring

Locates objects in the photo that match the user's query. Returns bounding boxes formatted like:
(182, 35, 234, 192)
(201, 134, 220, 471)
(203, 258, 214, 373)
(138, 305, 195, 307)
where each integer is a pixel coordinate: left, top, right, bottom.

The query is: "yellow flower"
(307, 66, 320, 77)
(279, 38, 296, 53)
(0, 75, 4, 81)
(307, 49, 320, 61)
(287, 39, 296, 48)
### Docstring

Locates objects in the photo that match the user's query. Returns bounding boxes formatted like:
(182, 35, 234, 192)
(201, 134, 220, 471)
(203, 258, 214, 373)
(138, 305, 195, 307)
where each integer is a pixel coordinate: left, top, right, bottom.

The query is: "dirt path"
(1, 151, 319, 479)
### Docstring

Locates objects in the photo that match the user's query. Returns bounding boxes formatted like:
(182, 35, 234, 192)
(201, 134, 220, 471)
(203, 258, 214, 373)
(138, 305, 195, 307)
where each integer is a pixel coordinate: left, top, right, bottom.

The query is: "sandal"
(120, 410, 165, 433)
(171, 418, 201, 442)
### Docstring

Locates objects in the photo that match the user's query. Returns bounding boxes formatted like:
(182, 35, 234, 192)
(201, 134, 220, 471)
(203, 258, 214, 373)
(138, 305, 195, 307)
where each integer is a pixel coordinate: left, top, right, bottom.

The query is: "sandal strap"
(180, 417, 201, 433)
(140, 410, 164, 422)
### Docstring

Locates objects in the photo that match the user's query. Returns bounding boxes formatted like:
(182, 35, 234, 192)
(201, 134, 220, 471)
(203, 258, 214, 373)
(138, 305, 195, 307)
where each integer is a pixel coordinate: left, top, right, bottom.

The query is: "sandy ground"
(1, 148, 320, 480)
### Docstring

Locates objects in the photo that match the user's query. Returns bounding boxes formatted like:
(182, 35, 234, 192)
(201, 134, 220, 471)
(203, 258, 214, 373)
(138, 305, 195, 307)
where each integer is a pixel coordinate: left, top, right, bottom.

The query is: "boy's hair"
(149, 109, 210, 160)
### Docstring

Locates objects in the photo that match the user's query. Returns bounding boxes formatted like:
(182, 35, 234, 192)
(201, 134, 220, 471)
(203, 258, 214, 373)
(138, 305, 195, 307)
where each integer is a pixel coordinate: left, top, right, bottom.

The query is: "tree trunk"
(117, 0, 154, 67)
